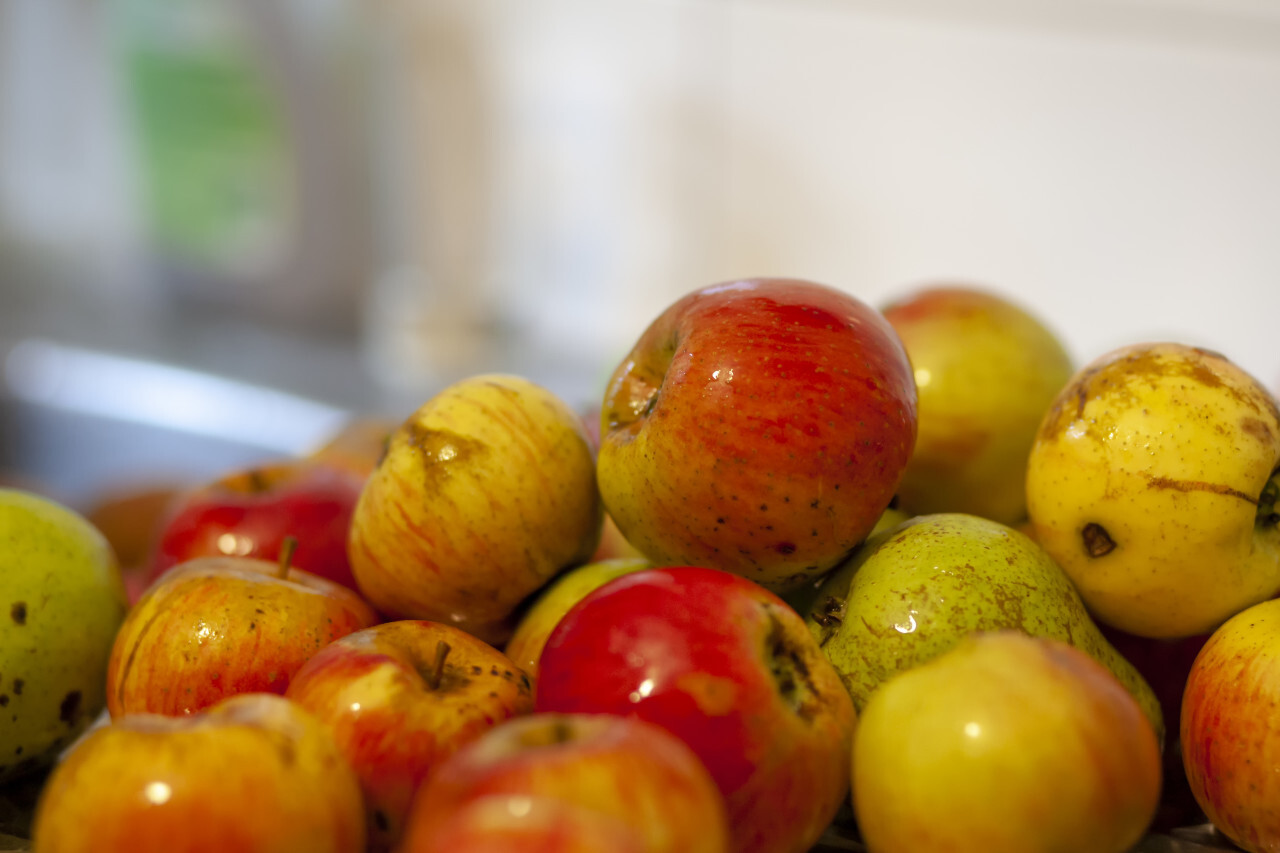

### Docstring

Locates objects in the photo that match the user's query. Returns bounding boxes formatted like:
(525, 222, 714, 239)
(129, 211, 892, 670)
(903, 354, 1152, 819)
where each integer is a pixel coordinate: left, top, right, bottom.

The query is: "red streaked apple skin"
(107, 556, 379, 717)
(347, 373, 603, 646)
(285, 620, 534, 852)
(535, 565, 855, 853)
(1182, 598, 1280, 852)
(597, 278, 917, 593)
(30, 693, 366, 853)
(399, 712, 729, 853)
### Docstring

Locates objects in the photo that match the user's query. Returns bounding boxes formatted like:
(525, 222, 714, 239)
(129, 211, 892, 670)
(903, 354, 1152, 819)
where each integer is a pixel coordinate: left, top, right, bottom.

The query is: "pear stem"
(425, 640, 452, 691)
(277, 536, 299, 579)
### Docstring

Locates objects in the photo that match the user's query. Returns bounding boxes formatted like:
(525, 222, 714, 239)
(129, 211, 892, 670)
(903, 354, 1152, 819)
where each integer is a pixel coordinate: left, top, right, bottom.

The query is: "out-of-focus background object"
(3, 0, 1280, 507)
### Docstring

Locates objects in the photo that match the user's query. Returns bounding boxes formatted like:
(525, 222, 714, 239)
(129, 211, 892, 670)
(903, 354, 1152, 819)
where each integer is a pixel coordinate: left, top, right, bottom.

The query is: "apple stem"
(426, 640, 452, 691)
(277, 536, 299, 579)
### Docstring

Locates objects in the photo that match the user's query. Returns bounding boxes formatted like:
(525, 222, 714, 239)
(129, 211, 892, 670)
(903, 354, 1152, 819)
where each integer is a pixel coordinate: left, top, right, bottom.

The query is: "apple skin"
(399, 711, 729, 853)
(1181, 597, 1280, 852)
(597, 277, 917, 594)
(107, 555, 379, 717)
(504, 556, 652, 680)
(881, 285, 1074, 526)
(853, 631, 1162, 853)
(347, 373, 603, 646)
(410, 794, 647, 853)
(284, 620, 535, 852)
(0, 488, 128, 783)
(534, 565, 856, 853)
(1026, 342, 1280, 638)
(30, 693, 366, 853)
(146, 459, 365, 597)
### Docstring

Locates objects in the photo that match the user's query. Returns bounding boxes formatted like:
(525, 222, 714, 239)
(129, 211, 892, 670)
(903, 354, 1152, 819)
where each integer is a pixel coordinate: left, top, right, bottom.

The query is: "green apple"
(881, 285, 1074, 525)
(1026, 342, 1280, 638)
(853, 631, 1161, 853)
(0, 488, 129, 782)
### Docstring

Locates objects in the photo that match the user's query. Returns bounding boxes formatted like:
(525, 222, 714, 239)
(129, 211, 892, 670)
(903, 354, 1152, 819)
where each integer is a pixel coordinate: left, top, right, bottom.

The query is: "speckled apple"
(596, 278, 917, 594)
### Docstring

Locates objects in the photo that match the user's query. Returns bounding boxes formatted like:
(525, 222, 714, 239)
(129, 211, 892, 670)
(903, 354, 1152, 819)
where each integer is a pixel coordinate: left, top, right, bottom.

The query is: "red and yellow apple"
(107, 554, 378, 717)
(408, 794, 647, 853)
(1182, 597, 1280, 852)
(347, 373, 602, 646)
(853, 631, 1161, 853)
(399, 711, 729, 853)
(881, 284, 1074, 525)
(535, 565, 855, 853)
(30, 692, 366, 853)
(596, 278, 917, 594)
(284, 620, 534, 851)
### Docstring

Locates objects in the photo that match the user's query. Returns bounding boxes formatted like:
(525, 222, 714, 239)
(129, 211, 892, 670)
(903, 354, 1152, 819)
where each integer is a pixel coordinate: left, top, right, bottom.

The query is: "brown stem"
(277, 536, 299, 579)
(425, 640, 452, 691)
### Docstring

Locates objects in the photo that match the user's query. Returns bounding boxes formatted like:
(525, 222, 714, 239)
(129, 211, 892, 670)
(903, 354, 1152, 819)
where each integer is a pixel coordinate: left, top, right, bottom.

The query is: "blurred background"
(3, 0, 1280, 506)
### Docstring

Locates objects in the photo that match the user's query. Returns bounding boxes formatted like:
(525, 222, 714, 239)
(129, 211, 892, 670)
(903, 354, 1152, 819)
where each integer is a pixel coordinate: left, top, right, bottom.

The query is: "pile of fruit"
(3, 277, 1279, 853)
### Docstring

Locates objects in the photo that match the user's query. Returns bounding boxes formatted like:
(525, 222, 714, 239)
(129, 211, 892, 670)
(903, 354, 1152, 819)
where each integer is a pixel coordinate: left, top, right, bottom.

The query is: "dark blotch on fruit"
(10, 602, 26, 626)
(1082, 523, 1116, 558)
(12, 679, 22, 696)
(374, 810, 390, 832)
(776, 542, 797, 555)
(59, 690, 82, 726)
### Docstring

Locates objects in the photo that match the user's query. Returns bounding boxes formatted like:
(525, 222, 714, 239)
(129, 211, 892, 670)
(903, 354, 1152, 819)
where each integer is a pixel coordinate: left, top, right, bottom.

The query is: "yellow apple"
(348, 374, 603, 646)
(1026, 342, 1280, 638)
(882, 285, 1074, 525)
(853, 631, 1161, 853)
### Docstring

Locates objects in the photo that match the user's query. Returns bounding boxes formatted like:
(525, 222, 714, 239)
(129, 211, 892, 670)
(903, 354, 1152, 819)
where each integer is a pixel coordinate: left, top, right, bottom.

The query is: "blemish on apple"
(9, 601, 26, 625)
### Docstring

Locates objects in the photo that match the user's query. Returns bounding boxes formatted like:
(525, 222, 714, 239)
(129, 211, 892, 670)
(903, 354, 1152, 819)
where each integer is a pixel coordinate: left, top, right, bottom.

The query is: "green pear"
(0, 488, 129, 782)
(805, 512, 1164, 745)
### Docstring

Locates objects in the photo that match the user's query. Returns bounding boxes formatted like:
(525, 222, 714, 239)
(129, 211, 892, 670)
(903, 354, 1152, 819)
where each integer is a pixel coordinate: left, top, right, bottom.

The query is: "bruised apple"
(347, 374, 602, 645)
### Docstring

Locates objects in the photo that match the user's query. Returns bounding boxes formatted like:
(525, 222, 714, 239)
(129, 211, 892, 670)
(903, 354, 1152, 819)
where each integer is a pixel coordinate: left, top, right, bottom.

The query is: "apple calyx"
(423, 640, 452, 692)
(276, 536, 299, 579)
(1258, 467, 1280, 531)
(763, 606, 821, 721)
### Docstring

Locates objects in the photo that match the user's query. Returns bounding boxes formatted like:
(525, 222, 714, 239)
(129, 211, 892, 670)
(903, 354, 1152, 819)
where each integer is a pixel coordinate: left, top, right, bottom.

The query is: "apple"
(504, 556, 652, 680)
(881, 284, 1074, 526)
(30, 692, 366, 852)
(407, 794, 647, 853)
(596, 277, 917, 595)
(398, 711, 730, 853)
(347, 373, 602, 646)
(1181, 596, 1280, 852)
(284, 620, 535, 852)
(146, 458, 365, 596)
(0, 488, 129, 783)
(107, 552, 379, 717)
(853, 631, 1162, 853)
(1026, 341, 1280, 638)
(534, 565, 855, 853)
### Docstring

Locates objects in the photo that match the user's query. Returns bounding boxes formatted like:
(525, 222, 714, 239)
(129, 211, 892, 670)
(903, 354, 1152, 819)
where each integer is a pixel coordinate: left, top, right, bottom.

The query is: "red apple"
(284, 620, 535, 852)
(146, 458, 365, 597)
(107, 554, 379, 717)
(30, 692, 366, 853)
(399, 711, 729, 853)
(1182, 597, 1280, 852)
(534, 565, 855, 853)
(597, 277, 917, 595)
